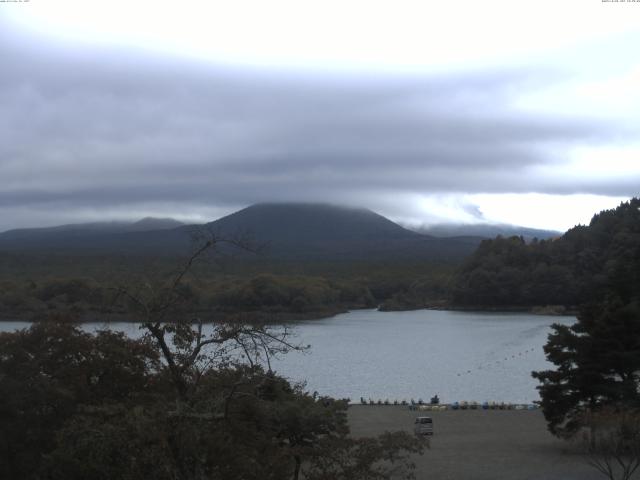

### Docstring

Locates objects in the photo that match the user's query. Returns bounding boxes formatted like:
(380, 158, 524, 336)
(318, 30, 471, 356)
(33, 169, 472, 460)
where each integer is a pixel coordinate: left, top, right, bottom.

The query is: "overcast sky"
(1, 0, 639, 232)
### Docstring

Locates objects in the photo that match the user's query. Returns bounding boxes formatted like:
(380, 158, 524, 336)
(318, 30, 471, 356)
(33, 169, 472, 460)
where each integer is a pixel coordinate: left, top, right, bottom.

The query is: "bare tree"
(113, 233, 303, 400)
(580, 409, 640, 480)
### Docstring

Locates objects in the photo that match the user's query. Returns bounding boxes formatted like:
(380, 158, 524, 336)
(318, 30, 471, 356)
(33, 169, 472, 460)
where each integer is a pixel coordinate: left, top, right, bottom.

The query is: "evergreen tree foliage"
(531, 198, 640, 437)
(533, 300, 640, 436)
(453, 198, 640, 308)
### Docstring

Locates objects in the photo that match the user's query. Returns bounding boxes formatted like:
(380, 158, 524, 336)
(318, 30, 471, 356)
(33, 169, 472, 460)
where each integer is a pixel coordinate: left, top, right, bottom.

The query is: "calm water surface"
(2, 309, 573, 403)
(273, 309, 574, 403)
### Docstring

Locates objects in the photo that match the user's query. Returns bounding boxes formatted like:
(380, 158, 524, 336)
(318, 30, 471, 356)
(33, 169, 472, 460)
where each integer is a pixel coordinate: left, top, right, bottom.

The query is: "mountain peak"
(128, 217, 184, 231)
(210, 203, 419, 243)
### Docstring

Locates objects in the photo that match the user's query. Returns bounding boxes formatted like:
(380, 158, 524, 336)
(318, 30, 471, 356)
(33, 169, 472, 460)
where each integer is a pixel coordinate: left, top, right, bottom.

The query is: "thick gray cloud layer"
(0, 23, 636, 230)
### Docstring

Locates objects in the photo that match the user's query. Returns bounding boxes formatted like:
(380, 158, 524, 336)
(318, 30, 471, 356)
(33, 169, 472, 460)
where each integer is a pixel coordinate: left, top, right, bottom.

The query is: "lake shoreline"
(0, 306, 350, 324)
(380, 303, 578, 317)
(0, 302, 577, 324)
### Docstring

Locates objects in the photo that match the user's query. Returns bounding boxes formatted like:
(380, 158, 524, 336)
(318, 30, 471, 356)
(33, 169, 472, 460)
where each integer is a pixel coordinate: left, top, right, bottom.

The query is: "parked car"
(414, 416, 433, 436)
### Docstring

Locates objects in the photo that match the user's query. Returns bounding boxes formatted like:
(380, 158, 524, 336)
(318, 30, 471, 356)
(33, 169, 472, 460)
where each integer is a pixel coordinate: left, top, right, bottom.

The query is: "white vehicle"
(414, 416, 433, 436)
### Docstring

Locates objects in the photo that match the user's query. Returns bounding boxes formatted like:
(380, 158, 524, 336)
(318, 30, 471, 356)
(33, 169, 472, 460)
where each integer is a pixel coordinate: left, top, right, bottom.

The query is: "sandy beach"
(348, 405, 606, 480)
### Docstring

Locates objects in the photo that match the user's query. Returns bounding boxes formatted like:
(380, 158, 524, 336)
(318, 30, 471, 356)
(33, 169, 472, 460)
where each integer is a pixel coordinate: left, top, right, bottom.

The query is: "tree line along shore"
(1, 198, 637, 324)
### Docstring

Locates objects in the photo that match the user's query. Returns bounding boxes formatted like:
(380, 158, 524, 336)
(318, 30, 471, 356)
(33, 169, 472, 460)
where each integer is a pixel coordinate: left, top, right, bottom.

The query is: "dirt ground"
(348, 405, 608, 480)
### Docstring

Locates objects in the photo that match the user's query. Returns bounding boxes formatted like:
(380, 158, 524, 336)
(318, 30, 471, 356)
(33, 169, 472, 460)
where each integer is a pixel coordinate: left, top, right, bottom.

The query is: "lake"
(1, 309, 574, 404)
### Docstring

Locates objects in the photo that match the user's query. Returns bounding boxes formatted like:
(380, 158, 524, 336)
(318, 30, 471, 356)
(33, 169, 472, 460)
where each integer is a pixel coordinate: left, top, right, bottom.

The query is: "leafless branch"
(110, 233, 303, 401)
(581, 409, 640, 480)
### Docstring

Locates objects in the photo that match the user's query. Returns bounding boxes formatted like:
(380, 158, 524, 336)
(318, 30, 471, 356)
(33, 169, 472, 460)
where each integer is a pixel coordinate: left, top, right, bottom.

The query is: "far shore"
(0, 303, 578, 324)
(0, 307, 349, 324)
(380, 303, 578, 316)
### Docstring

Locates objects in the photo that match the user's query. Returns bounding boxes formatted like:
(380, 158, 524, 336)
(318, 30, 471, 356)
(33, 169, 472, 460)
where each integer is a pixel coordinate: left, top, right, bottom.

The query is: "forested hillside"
(451, 198, 640, 308)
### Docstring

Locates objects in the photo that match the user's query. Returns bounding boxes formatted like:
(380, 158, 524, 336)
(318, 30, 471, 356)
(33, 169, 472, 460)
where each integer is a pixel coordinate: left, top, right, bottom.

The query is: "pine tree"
(533, 299, 640, 437)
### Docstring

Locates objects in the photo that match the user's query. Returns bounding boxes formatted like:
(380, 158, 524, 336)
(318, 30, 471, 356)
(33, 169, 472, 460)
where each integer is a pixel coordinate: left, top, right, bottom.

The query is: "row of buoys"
(361, 397, 412, 406)
(360, 397, 442, 406)
(411, 401, 538, 411)
(456, 348, 539, 377)
(411, 404, 449, 411)
(359, 398, 538, 410)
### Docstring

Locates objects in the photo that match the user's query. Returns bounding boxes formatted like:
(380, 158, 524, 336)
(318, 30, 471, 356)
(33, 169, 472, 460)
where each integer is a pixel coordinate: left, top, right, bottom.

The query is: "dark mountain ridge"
(413, 223, 561, 241)
(205, 203, 481, 261)
(1, 217, 184, 237)
(210, 203, 419, 242)
(0, 203, 481, 262)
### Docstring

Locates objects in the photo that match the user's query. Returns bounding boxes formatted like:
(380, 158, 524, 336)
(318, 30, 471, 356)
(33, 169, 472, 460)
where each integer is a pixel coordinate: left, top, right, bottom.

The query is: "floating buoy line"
(455, 347, 538, 377)
(356, 398, 538, 410)
(353, 346, 541, 409)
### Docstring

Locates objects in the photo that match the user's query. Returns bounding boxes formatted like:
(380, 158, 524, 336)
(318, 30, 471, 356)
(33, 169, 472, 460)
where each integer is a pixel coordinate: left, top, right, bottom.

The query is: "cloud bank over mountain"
(1, 5, 638, 231)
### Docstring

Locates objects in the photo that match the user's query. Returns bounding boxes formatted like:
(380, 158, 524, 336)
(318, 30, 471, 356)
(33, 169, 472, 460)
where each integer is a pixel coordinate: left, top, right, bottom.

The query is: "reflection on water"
(1, 309, 573, 403)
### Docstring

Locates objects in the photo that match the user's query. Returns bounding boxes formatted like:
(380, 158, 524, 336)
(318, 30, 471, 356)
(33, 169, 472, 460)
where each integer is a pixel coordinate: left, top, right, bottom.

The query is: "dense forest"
(451, 198, 640, 309)
(0, 257, 454, 322)
(1, 199, 637, 321)
(529, 199, 640, 442)
(0, 203, 472, 320)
